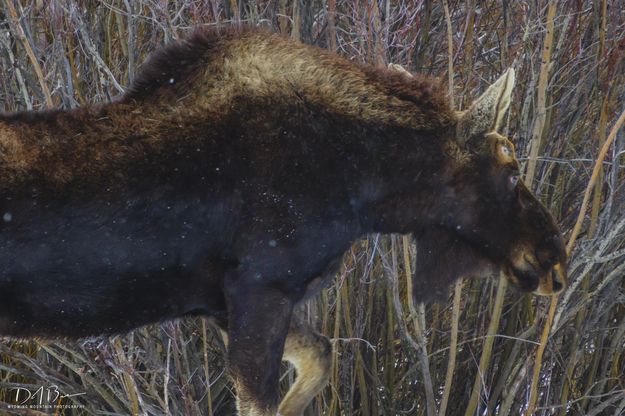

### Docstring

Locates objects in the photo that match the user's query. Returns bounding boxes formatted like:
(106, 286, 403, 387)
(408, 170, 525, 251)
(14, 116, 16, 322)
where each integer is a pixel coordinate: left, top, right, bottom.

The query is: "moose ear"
(412, 228, 498, 302)
(457, 68, 515, 144)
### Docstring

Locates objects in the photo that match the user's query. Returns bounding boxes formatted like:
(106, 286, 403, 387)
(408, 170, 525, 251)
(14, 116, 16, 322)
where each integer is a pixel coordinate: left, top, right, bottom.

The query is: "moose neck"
(355, 125, 457, 236)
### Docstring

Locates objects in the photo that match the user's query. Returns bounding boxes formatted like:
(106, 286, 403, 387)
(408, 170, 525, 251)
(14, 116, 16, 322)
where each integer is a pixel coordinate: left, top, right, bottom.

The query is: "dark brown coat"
(0, 27, 566, 415)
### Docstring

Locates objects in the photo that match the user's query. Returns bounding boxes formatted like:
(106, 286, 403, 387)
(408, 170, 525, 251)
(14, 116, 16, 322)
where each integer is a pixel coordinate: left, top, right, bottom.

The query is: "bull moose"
(0, 27, 566, 415)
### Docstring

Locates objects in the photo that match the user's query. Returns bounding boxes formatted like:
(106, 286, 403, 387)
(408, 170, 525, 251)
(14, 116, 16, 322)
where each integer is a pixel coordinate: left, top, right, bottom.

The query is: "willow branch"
(525, 1, 557, 186)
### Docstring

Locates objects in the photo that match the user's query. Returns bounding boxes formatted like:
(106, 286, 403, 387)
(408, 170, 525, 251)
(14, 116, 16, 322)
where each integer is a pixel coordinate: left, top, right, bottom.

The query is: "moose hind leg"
(225, 282, 293, 416)
(278, 319, 332, 416)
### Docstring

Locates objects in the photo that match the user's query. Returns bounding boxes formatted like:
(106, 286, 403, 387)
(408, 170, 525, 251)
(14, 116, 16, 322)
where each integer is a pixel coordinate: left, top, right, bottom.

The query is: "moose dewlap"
(0, 27, 566, 416)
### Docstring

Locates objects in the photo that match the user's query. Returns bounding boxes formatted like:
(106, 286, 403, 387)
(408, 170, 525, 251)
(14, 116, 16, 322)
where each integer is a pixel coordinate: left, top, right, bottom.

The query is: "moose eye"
(501, 145, 512, 157)
(508, 173, 520, 189)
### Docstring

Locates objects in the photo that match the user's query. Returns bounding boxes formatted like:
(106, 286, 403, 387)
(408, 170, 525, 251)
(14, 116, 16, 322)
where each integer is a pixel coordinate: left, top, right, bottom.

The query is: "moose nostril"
(552, 277, 563, 293)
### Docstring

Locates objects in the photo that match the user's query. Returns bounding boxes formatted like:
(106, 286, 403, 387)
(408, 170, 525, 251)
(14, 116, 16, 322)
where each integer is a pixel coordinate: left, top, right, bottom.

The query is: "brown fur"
(125, 28, 453, 128)
(1, 28, 453, 194)
(0, 27, 566, 416)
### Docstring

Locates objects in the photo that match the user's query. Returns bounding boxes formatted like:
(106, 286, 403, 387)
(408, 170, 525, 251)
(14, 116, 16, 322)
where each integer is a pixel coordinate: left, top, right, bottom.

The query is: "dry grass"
(0, 1, 624, 415)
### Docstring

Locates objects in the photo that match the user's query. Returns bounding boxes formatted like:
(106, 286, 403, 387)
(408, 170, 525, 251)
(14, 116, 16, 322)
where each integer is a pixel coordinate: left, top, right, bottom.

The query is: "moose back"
(0, 27, 566, 415)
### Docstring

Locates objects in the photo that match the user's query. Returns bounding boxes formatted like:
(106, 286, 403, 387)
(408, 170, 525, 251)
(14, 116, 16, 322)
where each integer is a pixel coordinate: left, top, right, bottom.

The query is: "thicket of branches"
(0, 1, 624, 415)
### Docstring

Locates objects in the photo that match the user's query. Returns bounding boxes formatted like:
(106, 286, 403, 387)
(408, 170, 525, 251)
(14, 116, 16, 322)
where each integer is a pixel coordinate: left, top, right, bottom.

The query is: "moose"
(0, 27, 566, 415)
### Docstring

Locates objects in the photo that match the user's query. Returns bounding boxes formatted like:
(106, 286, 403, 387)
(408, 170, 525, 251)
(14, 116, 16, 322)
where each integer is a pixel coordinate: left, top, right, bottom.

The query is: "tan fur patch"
(486, 132, 517, 165)
(510, 245, 539, 269)
(0, 124, 39, 176)
(553, 263, 567, 287)
(535, 274, 554, 295)
(279, 325, 331, 416)
(219, 321, 331, 416)
(185, 33, 452, 131)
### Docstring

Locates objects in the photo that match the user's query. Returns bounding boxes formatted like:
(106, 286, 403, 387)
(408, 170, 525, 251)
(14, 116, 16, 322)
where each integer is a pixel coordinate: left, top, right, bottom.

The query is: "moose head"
(407, 69, 567, 300)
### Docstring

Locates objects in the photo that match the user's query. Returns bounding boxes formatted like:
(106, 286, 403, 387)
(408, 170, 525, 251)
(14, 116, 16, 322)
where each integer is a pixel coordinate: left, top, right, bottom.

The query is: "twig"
(523, 2, 559, 414)
(330, 337, 377, 352)
(3, 0, 54, 107)
(439, 6, 459, 414)
(0, 29, 32, 109)
(442, 0, 454, 107)
(566, 106, 625, 254)
(525, 0, 557, 187)
(383, 237, 437, 416)
(72, 8, 125, 94)
(526, 66, 625, 416)
(465, 275, 508, 416)
(439, 281, 462, 416)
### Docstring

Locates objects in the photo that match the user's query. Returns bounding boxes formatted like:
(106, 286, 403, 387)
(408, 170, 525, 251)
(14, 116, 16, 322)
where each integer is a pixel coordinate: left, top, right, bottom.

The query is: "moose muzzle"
(534, 262, 566, 296)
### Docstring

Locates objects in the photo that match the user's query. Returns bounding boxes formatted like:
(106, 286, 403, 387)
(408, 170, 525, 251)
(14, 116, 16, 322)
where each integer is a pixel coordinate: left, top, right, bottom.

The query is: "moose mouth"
(411, 228, 567, 300)
(506, 262, 566, 296)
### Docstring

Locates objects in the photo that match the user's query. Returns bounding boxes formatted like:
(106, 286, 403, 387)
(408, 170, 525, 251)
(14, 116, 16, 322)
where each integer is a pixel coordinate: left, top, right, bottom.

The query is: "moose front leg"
(225, 279, 293, 416)
(217, 316, 332, 416)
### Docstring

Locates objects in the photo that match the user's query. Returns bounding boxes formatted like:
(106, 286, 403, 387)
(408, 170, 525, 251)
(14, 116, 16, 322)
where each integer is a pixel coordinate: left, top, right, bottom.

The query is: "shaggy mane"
(122, 26, 248, 102)
(123, 26, 453, 130)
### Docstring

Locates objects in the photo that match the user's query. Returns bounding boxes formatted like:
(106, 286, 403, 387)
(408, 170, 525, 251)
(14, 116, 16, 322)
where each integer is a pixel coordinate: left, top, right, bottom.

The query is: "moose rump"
(0, 27, 566, 416)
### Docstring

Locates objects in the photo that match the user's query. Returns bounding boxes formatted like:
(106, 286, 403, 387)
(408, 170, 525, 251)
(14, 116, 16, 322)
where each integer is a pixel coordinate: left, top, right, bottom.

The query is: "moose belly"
(0, 187, 232, 338)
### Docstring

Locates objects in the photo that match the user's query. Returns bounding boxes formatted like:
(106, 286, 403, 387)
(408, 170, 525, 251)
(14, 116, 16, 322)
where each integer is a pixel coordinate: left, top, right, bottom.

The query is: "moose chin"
(0, 27, 566, 416)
